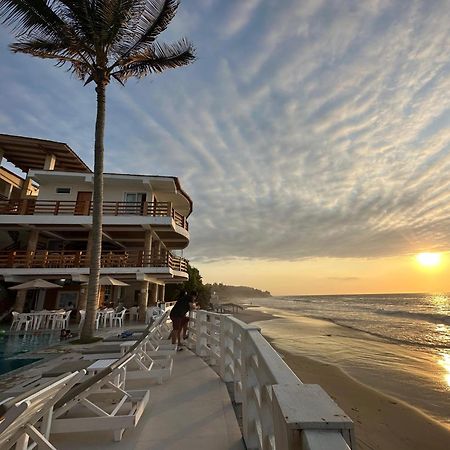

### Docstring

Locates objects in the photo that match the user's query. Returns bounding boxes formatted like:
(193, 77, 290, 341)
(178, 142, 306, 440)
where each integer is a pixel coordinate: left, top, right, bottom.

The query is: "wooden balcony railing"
(0, 250, 188, 272)
(0, 199, 189, 231)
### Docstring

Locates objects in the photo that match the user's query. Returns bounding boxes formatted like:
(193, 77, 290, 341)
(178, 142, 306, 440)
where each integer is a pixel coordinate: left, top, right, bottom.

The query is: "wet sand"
(234, 307, 450, 450)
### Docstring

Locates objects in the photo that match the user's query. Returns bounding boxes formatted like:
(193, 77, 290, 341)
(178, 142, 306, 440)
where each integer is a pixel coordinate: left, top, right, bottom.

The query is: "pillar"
(158, 284, 165, 305)
(26, 229, 39, 267)
(78, 285, 88, 311)
(13, 290, 27, 313)
(27, 230, 39, 252)
(143, 229, 152, 265)
(20, 177, 33, 199)
(138, 281, 149, 322)
(149, 282, 158, 306)
(44, 153, 56, 170)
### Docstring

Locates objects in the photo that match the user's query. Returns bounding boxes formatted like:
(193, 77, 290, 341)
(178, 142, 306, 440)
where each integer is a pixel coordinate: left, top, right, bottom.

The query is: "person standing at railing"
(169, 291, 198, 350)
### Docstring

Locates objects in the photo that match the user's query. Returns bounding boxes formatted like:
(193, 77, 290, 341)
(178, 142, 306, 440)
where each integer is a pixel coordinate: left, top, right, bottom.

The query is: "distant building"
(0, 134, 192, 314)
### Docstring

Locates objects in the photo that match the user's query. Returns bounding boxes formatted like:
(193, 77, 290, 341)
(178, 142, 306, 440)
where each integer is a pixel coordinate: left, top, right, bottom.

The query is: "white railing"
(188, 310, 355, 450)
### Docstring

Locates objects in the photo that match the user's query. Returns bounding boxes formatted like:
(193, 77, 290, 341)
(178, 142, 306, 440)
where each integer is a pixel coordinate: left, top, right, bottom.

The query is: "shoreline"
(233, 307, 450, 450)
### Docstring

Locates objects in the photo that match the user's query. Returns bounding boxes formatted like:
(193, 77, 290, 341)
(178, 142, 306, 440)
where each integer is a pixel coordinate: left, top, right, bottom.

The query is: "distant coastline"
(205, 283, 271, 301)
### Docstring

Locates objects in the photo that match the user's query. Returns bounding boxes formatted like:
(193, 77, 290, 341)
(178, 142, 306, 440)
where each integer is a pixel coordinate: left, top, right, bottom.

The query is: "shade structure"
(9, 278, 61, 290)
(98, 276, 129, 286)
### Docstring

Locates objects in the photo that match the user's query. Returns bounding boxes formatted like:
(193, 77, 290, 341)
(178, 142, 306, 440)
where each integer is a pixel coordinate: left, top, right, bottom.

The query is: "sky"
(1, 0, 450, 295)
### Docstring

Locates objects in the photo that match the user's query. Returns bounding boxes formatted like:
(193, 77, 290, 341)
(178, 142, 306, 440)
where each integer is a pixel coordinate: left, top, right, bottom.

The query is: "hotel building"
(0, 134, 191, 319)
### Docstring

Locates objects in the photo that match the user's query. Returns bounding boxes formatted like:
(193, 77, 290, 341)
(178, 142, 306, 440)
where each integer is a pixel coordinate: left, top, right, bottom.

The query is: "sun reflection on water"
(438, 352, 450, 389)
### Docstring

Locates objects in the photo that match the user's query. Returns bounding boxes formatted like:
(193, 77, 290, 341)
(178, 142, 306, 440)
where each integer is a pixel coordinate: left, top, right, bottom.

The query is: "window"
(124, 192, 146, 214)
(56, 187, 71, 194)
(124, 192, 146, 202)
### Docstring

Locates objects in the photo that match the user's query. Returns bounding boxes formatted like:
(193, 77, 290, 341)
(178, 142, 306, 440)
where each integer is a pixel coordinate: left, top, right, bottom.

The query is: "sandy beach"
(234, 307, 450, 450)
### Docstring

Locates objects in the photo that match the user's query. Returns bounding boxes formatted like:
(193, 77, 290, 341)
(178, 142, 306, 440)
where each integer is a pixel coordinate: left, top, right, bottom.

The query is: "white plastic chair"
(54, 310, 72, 329)
(10, 312, 31, 331)
(79, 310, 86, 329)
(129, 306, 139, 322)
(112, 309, 127, 327)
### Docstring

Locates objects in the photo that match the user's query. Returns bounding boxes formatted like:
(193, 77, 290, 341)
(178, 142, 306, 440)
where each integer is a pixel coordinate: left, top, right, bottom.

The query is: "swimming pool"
(0, 330, 60, 375)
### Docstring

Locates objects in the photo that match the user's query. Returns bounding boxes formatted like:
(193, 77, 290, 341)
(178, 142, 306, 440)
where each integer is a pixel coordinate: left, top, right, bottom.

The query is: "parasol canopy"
(9, 278, 62, 290)
(98, 276, 129, 286)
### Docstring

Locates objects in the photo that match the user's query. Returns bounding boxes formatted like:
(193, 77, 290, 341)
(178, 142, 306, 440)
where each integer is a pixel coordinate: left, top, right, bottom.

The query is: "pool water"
(0, 330, 60, 375)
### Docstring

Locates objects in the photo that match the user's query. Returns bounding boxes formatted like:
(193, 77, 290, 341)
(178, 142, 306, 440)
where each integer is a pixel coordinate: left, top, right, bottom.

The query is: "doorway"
(75, 191, 92, 215)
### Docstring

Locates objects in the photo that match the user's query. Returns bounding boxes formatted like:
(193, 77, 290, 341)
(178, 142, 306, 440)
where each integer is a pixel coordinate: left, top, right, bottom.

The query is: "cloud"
(1, 1, 450, 263)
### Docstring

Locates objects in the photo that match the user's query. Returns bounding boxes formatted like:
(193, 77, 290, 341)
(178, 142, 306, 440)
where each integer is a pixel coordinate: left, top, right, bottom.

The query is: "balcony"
(0, 199, 188, 230)
(0, 250, 188, 273)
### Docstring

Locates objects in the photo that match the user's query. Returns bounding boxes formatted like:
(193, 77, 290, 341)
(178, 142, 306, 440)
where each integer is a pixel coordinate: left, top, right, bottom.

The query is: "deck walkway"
(51, 347, 246, 450)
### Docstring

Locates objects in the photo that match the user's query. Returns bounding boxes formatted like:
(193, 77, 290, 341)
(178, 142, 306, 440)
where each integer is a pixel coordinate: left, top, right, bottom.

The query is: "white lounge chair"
(10, 311, 31, 332)
(0, 371, 84, 450)
(51, 353, 150, 442)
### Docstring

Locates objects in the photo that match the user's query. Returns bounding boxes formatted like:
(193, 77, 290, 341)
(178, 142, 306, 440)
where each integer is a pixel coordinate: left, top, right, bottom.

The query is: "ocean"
(246, 293, 450, 427)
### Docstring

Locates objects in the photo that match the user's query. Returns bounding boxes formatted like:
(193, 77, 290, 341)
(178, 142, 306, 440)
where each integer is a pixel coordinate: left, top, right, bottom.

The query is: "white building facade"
(0, 134, 192, 317)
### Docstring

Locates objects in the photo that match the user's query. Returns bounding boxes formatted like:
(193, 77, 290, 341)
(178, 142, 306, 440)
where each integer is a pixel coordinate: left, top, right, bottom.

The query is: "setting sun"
(416, 252, 441, 267)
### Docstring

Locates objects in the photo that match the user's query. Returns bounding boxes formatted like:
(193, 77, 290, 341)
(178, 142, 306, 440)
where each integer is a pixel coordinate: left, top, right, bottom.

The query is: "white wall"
(38, 179, 155, 203)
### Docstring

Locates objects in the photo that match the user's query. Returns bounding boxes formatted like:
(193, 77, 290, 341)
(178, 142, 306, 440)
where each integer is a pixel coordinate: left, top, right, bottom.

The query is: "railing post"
(219, 315, 234, 382)
(195, 310, 208, 356)
(272, 384, 354, 450)
(54, 201, 60, 215)
(241, 327, 263, 449)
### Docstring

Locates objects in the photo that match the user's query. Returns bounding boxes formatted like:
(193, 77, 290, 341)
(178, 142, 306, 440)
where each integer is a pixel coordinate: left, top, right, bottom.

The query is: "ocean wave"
(289, 311, 449, 349)
(375, 309, 450, 325)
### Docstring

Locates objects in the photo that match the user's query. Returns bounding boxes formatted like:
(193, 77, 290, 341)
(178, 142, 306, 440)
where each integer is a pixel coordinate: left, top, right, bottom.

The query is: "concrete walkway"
(51, 348, 246, 450)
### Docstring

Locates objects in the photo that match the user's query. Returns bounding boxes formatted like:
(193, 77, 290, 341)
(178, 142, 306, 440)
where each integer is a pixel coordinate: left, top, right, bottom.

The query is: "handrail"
(0, 199, 188, 230)
(187, 311, 354, 450)
(0, 249, 188, 272)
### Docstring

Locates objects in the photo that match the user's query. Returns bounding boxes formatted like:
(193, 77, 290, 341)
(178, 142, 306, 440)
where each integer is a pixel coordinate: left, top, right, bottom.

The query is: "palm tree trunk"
(81, 82, 106, 341)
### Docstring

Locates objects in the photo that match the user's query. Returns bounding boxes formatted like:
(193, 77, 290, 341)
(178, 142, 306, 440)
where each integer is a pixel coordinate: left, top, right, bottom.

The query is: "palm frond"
(113, 0, 179, 58)
(0, 0, 68, 39)
(112, 37, 194, 82)
(10, 37, 92, 79)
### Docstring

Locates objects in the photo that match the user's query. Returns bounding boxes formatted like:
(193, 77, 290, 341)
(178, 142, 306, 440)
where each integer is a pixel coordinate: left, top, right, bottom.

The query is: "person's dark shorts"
(171, 316, 189, 330)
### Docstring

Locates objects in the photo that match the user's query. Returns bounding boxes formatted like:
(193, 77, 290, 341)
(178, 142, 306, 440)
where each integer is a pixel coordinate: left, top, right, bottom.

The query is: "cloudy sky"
(1, 0, 450, 295)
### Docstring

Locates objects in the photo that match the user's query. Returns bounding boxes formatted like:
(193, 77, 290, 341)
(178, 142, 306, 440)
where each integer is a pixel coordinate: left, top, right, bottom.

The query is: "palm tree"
(0, 0, 195, 341)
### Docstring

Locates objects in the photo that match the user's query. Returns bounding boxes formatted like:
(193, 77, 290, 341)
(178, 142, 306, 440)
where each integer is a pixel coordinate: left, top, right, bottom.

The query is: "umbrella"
(98, 276, 129, 286)
(9, 278, 61, 290)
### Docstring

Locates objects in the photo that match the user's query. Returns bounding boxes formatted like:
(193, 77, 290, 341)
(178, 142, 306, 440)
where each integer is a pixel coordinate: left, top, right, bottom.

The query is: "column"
(27, 230, 39, 252)
(78, 285, 88, 311)
(20, 177, 33, 199)
(44, 153, 56, 170)
(138, 281, 149, 322)
(149, 282, 157, 306)
(13, 290, 27, 313)
(143, 229, 152, 265)
(158, 284, 165, 305)
(26, 229, 39, 267)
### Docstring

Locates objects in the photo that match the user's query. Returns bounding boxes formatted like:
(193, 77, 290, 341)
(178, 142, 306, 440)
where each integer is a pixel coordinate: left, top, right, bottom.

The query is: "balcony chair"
(10, 311, 31, 332)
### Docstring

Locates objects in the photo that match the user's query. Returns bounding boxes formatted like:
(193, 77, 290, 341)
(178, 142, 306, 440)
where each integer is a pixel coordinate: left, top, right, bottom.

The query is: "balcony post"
(143, 230, 152, 266)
